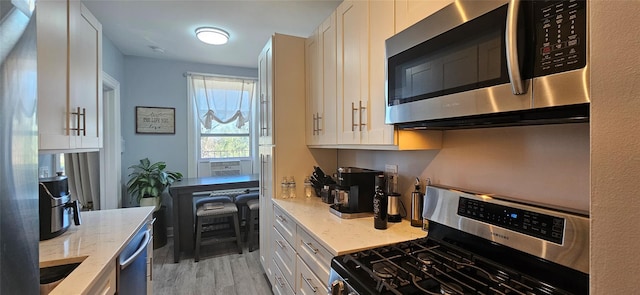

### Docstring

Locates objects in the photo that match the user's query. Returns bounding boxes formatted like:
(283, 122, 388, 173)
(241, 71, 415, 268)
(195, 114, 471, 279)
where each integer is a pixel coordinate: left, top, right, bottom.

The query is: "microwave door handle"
(505, 0, 526, 95)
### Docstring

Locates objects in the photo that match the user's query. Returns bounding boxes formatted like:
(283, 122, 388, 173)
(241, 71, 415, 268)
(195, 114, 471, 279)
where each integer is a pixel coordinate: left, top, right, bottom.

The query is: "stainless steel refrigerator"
(1, 1, 39, 294)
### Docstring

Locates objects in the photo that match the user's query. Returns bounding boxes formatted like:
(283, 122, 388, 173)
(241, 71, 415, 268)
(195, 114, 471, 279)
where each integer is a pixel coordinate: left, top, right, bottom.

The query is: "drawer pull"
(276, 240, 286, 249)
(276, 276, 286, 287)
(303, 275, 318, 293)
(303, 241, 319, 254)
(277, 214, 286, 223)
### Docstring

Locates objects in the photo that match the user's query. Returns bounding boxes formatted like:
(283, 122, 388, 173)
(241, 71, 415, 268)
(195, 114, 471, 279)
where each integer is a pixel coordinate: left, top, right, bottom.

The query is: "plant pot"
(139, 196, 161, 211)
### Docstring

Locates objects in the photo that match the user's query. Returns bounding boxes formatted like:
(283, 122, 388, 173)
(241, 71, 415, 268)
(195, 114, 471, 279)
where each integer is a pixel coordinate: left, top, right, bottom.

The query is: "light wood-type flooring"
(153, 238, 273, 295)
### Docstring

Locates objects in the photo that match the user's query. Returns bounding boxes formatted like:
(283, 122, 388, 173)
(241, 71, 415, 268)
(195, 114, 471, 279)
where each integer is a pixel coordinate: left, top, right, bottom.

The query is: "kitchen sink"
(40, 261, 82, 294)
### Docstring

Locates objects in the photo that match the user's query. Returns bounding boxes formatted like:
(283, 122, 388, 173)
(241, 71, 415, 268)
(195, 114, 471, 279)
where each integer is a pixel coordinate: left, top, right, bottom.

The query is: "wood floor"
(152, 238, 273, 295)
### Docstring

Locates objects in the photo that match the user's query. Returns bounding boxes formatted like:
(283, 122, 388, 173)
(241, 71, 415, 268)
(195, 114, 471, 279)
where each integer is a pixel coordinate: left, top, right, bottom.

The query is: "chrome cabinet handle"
(358, 100, 366, 131)
(316, 113, 322, 133)
(303, 241, 319, 254)
(303, 275, 318, 292)
(505, 0, 526, 95)
(70, 107, 86, 136)
(312, 113, 317, 135)
(149, 257, 153, 281)
(276, 276, 285, 287)
(276, 240, 285, 249)
(351, 102, 358, 131)
(276, 214, 286, 223)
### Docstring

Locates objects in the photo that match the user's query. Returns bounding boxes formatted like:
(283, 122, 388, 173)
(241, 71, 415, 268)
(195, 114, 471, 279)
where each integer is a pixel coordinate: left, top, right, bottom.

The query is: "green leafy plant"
(126, 158, 183, 203)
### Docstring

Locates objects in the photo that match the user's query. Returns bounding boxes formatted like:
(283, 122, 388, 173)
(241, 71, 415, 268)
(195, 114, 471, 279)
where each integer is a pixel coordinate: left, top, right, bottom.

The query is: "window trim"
(186, 72, 258, 178)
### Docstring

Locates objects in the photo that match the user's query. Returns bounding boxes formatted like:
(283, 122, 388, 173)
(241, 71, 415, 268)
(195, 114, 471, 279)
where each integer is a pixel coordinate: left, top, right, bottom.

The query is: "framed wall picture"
(135, 106, 175, 134)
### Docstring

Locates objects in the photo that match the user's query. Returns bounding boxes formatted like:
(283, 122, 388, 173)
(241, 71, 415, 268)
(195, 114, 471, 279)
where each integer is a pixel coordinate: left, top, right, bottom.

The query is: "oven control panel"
(457, 197, 565, 244)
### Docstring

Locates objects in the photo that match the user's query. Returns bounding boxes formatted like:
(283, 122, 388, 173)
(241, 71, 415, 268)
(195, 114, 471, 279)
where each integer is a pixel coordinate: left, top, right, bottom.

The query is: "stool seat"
(247, 199, 259, 210)
(194, 196, 242, 262)
(196, 202, 237, 217)
(246, 199, 260, 252)
(234, 192, 259, 205)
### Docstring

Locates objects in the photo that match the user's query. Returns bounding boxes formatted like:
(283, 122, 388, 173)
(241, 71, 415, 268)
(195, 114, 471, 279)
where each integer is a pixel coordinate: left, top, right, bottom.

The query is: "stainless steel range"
(328, 185, 589, 294)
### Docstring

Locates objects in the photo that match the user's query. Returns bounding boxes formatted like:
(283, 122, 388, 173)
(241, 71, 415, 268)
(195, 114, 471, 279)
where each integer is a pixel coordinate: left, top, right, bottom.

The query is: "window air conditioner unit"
(198, 160, 252, 177)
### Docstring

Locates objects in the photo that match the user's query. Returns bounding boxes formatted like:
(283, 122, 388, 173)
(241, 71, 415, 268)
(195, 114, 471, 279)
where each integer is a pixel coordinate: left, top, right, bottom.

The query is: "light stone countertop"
(39, 206, 154, 295)
(272, 197, 427, 256)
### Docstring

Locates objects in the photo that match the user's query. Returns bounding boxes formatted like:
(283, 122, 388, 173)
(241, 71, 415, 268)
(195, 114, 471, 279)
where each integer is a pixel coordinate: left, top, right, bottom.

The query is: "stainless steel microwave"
(385, 0, 589, 129)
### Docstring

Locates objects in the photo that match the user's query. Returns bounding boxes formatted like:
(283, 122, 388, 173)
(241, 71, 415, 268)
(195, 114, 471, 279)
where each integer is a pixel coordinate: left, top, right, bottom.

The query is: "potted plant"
(126, 158, 183, 211)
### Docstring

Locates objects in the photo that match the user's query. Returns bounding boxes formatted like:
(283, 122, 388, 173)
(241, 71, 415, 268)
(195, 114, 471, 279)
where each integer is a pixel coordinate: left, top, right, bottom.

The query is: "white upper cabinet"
(38, 0, 103, 152)
(336, 0, 369, 145)
(330, 0, 442, 150)
(306, 12, 337, 146)
(258, 39, 274, 146)
(395, 0, 454, 32)
(366, 0, 396, 145)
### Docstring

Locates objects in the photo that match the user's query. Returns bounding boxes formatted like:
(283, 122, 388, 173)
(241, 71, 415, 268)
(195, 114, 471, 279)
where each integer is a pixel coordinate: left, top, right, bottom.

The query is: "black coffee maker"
(330, 167, 383, 215)
(39, 174, 81, 240)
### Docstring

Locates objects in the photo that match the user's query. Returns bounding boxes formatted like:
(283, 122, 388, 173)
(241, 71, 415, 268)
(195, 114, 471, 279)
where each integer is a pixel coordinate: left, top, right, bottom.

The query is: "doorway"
(100, 72, 121, 209)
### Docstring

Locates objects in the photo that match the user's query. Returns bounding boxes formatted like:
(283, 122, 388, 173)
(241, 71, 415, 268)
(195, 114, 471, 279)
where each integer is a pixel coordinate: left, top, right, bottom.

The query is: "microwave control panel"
(533, 0, 587, 77)
(457, 197, 565, 244)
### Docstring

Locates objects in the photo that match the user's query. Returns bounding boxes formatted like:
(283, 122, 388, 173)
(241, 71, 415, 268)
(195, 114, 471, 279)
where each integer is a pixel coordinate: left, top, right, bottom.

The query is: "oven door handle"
(505, 0, 526, 95)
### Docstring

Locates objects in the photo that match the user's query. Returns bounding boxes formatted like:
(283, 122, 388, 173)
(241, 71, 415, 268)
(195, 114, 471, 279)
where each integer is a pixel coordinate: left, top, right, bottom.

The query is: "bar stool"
(234, 192, 259, 237)
(194, 196, 242, 262)
(246, 199, 260, 252)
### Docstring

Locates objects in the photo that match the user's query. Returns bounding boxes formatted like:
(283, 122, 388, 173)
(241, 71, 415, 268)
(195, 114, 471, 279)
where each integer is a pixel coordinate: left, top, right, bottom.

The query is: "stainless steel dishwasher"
(117, 225, 151, 294)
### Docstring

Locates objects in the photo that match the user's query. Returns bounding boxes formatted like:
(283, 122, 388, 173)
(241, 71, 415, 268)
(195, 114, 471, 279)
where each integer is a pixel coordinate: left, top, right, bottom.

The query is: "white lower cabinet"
(272, 227, 297, 288)
(272, 260, 295, 295)
(296, 256, 327, 295)
(271, 205, 334, 294)
(85, 260, 116, 295)
(296, 227, 332, 285)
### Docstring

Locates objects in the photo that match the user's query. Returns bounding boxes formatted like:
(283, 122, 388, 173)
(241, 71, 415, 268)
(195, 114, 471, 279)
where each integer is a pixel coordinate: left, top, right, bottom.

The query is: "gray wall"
(102, 36, 124, 83)
(120, 56, 257, 213)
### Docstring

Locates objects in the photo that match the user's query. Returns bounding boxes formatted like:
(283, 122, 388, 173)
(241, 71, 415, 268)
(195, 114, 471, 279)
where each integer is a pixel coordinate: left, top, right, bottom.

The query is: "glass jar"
(280, 177, 289, 199)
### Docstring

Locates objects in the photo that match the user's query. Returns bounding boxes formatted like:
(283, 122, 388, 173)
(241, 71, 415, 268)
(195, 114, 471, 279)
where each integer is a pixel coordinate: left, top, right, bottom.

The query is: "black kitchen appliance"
(329, 185, 589, 294)
(330, 167, 383, 218)
(38, 175, 81, 240)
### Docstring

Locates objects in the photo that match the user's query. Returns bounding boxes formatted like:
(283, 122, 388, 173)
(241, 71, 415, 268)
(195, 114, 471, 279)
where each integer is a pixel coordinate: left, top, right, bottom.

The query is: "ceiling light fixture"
(195, 27, 230, 45)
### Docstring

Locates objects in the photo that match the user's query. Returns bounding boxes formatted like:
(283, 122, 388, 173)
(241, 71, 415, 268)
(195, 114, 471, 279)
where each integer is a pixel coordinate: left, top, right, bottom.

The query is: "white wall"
(590, 0, 640, 293)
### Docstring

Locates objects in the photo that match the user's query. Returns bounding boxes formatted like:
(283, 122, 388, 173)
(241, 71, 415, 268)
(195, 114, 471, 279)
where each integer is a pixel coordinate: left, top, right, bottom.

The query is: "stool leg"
(232, 213, 243, 254)
(195, 216, 203, 262)
(247, 211, 255, 252)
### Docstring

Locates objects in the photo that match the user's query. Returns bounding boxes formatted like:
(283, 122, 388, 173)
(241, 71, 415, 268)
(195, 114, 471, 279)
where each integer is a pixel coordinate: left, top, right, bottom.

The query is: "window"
(187, 74, 257, 166)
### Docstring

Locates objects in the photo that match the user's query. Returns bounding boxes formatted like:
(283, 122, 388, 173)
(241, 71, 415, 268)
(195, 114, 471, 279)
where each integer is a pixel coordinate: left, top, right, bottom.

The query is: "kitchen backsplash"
(338, 123, 589, 213)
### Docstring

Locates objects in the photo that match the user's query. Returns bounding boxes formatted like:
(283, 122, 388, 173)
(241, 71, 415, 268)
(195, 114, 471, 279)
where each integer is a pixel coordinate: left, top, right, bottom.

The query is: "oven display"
(458, 197, 565, 244)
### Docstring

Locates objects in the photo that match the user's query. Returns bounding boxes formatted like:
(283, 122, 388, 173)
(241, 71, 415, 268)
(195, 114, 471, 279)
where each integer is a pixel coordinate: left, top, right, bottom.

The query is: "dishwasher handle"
(119, 229, 151, 270)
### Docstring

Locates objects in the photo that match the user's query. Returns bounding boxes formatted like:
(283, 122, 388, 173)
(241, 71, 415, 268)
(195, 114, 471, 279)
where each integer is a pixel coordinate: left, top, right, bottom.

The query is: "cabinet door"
(296, 256, 327, 295)
(395, 0, 454, 32)
(305, 31, 320, 145)
(259, 146, 274, 278)
(318, 12, 337, 145)
(69, 3, 102, 149)
(336, 0, 368, 144)
(366, 0, 395, 145)
(37, 0, 71, 150)
(258, 41, 273, 145)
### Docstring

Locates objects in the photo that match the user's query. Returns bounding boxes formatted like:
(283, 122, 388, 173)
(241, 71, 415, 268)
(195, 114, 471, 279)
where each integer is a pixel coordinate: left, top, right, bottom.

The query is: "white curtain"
(65, 152, 100, 210)
(187, 74, 256, 130)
